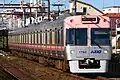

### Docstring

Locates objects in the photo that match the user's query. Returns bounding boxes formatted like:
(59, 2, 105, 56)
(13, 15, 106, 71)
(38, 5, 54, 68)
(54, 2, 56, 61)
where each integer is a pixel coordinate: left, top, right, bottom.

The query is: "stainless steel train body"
(8, 14, 111, 73)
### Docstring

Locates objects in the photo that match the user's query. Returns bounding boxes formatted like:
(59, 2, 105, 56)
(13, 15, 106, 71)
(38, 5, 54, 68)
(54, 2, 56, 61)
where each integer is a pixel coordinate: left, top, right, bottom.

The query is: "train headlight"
(104, 50, 108, 54)
(70, 50, 74, 54)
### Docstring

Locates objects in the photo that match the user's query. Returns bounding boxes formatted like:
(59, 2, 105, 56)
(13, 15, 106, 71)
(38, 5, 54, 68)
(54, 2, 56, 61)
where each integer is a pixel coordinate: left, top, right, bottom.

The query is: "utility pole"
(74, 0, 77, 14)
(52, 4, 64, 16)
(48, 0, 50, 21)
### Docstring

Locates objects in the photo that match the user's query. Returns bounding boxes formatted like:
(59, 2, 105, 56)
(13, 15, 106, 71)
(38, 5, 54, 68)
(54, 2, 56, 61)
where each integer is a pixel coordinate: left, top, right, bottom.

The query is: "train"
(8, 14, 112, 73)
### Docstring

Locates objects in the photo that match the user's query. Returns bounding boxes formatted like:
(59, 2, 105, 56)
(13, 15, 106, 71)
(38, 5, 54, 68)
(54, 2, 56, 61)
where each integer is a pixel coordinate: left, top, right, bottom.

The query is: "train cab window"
(91, 28, 110, 46)
(66, 28, 87, 46)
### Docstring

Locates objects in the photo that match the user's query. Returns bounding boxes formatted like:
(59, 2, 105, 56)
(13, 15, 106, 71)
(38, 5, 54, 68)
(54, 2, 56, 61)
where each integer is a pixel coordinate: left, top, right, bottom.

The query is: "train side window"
(42, 31, 44, 45)
(24, 33, 25, 43)
(26, 33, 27, 43)
(23, 33, 25, 43)
(49, 29, 52, 45)
(26, 33, 28, 44)
(31, 32, 32, 44)
(34, 31, 35, 44)
(32, 32, 34, 44)
(45, 30, 47, 45)
(40, 31, 42, 44)
(29, 32, 31, 44)
(61, 28, 64, 45)
(35, 31, 37, 44)
(21, 34, 23, 43)
(17, 34, 18, 43)
(20, 34, 22, 43)
(25, 33, 26, 43)
(47, 30, 50, 45)
(58, 29, 60, 45)
(14, 35, 15, 43)
(36, 31, 38, 44)
(52, 30, 55, 45)
(38, 31, 40, 44)
(26, 33, 27, 44)
(22, 34, 24, 43)
(18, 34, 19, 43)
(43, 31, 46, 44)
(55, 28, 57, 45)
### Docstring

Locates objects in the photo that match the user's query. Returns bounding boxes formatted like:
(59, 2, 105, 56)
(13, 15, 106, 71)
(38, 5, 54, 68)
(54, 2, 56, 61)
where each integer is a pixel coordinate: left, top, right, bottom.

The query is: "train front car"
(64, 15, 111, 73)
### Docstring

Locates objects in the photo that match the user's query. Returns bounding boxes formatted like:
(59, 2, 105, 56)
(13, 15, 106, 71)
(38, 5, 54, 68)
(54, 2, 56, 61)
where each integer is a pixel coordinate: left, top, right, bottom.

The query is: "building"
(69, 0, 103, 15)
(0, 0, 46, 30)
(103, 13, 120, 52)
(103, 6, 120, 14)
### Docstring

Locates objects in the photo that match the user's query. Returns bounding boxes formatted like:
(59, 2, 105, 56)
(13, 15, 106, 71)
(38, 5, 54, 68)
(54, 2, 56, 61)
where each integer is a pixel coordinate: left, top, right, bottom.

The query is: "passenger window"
(47, 31, 50, 45)
(45, 30, 47, 45)
(55, 28, 57, 45)
(49, 29, 52, 44)
(52, 30, 55, 45)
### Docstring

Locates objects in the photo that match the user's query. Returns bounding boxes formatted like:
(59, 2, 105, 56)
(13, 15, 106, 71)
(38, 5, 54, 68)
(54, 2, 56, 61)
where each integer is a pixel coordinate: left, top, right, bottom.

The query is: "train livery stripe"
(8, 43, 65, 51)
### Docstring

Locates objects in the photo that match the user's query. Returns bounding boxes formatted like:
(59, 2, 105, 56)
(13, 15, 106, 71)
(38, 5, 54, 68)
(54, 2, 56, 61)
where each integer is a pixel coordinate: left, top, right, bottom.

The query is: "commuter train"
(8, 14, 112, 73)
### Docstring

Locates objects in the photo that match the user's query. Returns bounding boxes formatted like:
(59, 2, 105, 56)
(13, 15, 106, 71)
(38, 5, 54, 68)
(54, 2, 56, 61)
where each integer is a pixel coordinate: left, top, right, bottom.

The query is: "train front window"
(91, 28, 110, 46)
(66, 28, 87, 46)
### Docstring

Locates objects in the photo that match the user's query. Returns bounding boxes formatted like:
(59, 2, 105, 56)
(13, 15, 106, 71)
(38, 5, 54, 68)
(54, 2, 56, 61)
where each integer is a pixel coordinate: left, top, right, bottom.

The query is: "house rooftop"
(70, 0, 104, 14)
(103, 13, 120, 17)
(104, 6, 120, 9)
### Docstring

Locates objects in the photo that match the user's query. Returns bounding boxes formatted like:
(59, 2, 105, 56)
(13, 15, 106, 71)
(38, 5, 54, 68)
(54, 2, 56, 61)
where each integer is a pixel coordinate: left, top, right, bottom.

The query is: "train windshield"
(91, 28, 111, 46)
(66, 28, 87, 46)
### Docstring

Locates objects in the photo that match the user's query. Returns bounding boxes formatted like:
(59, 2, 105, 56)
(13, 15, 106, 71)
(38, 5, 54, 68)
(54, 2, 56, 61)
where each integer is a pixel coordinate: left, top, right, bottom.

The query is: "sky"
(0, 0, 120, 10)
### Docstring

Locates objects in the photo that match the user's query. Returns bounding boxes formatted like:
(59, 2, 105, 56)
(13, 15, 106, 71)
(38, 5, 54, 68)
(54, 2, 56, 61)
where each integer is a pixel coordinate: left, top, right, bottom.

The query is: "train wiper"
(91, 39, 102, 49)
(87, 36, 102, 49)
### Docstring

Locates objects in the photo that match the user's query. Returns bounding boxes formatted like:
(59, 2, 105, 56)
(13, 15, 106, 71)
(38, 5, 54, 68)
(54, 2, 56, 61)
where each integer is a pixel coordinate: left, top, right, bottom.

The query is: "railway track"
(0, 52, 119, 80)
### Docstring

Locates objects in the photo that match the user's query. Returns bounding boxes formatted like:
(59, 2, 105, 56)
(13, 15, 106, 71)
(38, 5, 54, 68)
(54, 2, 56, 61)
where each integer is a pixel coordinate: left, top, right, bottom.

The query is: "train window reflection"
(91, 28, 110, 46)
(66, 28, 87, 46)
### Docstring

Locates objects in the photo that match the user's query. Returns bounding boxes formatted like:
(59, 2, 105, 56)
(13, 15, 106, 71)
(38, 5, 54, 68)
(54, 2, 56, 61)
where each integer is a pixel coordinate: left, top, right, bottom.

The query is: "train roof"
(9, 13, 72, 34)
